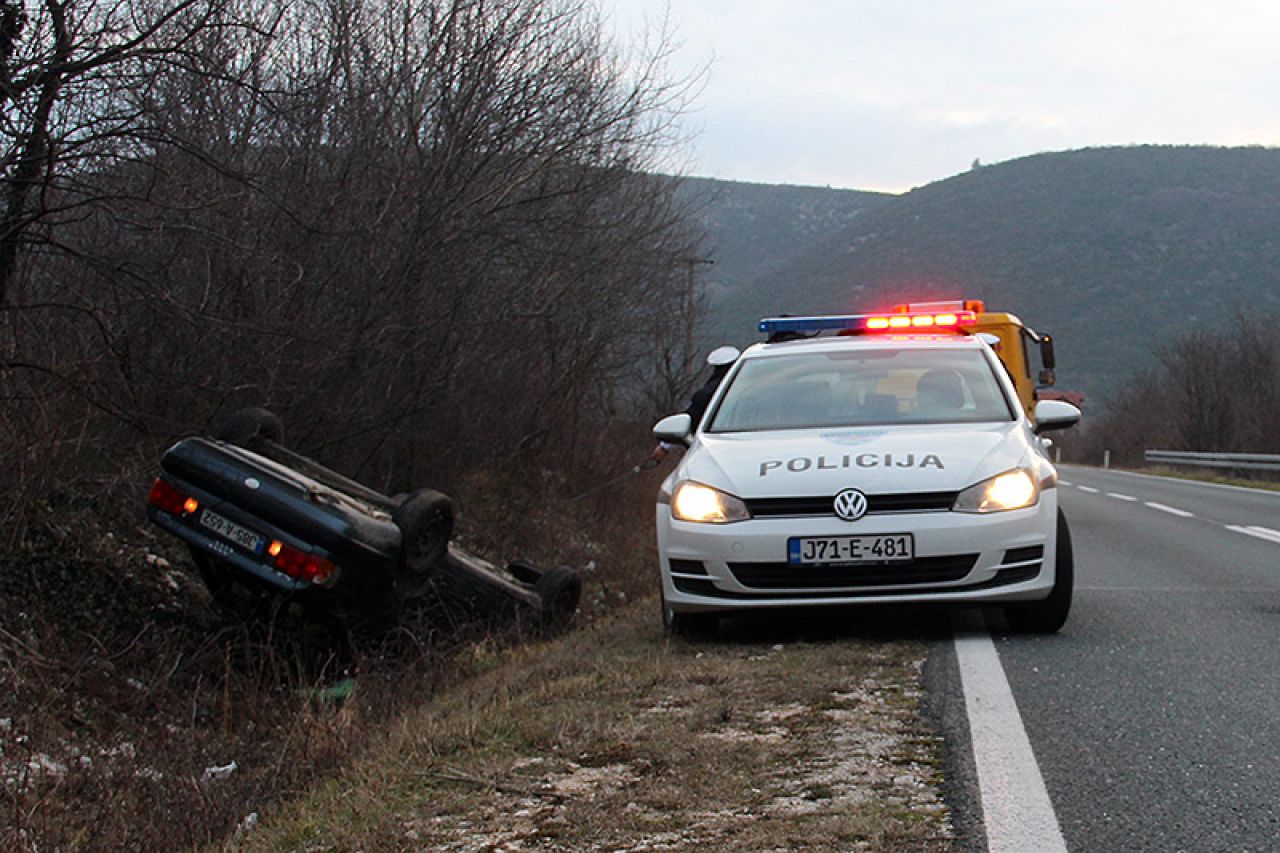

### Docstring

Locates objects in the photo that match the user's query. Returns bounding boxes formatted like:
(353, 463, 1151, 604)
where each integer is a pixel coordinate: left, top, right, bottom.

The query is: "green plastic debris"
(300, 678, 357, 703)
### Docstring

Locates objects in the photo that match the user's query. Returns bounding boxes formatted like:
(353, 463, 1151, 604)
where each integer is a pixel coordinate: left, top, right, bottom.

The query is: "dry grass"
(0, 523, 450, 850)
(1, 444, 953, 851)
(239, 604, 952, 852)
(1117, 466, 1280, 492)
(0, 448, 671, 850)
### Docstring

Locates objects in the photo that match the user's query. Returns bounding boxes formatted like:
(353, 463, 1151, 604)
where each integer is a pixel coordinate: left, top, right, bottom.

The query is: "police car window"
(707, 349, 1015, 432)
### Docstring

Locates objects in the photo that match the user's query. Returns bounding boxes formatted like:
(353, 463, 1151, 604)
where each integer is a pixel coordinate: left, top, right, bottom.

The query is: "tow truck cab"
(758, 299, 1058, 423)
(889, 300, 1056, 420)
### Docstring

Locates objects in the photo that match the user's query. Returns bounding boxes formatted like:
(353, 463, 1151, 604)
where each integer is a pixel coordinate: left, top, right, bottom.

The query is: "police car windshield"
(707, 348, 1015, 432)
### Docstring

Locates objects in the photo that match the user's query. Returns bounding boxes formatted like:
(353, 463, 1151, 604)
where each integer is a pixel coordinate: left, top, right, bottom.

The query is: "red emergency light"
(864, 310, 976, 330)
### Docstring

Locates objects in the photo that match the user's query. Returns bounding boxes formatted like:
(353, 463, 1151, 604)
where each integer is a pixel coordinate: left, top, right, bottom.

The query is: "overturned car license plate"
(199, 509, 265, 554)
(788, 534, 913, 566)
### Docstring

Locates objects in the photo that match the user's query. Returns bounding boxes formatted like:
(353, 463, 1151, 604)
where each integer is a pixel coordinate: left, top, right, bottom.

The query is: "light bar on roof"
(760, 310, 977, 336)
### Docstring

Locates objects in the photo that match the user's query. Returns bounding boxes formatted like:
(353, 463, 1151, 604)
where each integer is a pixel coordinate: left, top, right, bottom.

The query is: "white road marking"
(1106, 492, 1137, 501)
(1225, 525, 1280, 545)
(1058, 480, 1073, 487)
(1145, 502, 1194, 518)
(1077, 485, 1099, 494)
(955, 627, 1067, 853)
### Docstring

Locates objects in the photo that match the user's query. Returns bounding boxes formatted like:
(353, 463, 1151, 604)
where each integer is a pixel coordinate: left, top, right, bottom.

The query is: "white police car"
(653, 309, 1081, 636)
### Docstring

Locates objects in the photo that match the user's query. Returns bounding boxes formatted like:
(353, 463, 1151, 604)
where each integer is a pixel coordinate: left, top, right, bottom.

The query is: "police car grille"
(727, 554, 979, 590)
(744, 491, 957, 518)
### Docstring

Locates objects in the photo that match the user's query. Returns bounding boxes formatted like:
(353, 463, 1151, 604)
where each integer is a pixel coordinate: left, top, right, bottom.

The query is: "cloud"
(605, 0, 1280, 190)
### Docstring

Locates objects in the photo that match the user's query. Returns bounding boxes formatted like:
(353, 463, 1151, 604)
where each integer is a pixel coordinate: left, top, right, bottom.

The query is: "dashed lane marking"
(1077, 485, 1099, 494)
(954, 621, 1067, 853)
(1106, 492, 1137, 501)
(1225, 525, 1280, 545)
(1146, 502, 1194, 518)
(1058, 480, 1073, 486)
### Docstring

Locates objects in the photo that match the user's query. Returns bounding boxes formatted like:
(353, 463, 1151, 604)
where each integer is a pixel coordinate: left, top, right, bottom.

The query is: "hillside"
(675, 177, 890, 342)
(695, 146, 1280, 401)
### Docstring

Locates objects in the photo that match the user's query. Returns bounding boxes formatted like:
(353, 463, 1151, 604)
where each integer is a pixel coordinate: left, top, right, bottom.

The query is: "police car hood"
(684, 422, 1026, 498)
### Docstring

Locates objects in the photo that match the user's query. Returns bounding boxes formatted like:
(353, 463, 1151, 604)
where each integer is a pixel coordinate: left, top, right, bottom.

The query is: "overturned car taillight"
(268, 539, 336, 584)
(148, 478, 194, 516)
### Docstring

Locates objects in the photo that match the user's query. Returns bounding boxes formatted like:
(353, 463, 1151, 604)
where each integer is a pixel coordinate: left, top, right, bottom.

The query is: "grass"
(1104, 465, 1280, 493)
(0, 452, 671, 850)
(1, 448, 954, 850)
(239, 603, 952, 851)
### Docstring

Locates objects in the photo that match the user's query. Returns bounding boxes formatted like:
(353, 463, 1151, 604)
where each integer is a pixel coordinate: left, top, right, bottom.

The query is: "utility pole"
(678, 256, 714, 366)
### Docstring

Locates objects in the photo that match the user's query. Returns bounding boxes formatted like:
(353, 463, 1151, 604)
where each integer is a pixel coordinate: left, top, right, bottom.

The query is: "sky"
(603, 1, 1280, 192)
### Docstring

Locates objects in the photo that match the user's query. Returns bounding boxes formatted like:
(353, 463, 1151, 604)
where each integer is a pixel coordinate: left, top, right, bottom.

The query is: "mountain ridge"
(683, 145, 1280, 401)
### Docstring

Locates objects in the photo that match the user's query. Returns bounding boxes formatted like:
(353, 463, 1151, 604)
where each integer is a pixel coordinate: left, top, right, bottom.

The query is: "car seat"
(915, 369, 967, 414)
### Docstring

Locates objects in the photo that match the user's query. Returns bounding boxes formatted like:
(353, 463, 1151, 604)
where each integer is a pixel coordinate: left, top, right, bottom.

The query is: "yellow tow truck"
(888, 299, 1057, 420)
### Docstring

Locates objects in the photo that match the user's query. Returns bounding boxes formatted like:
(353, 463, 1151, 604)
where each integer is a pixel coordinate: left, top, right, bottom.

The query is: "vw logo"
(833, 488, 868, 521)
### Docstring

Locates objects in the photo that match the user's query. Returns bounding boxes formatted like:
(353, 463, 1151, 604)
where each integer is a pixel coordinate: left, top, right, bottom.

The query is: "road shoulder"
(242, 602, 953, 850)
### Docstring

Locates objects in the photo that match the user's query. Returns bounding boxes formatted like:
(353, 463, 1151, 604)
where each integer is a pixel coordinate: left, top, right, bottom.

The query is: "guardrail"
(1144, 450, 1280, 472)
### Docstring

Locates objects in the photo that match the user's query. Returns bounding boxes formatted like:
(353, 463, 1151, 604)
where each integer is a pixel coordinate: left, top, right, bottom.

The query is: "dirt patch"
(242, 604, 952, 851)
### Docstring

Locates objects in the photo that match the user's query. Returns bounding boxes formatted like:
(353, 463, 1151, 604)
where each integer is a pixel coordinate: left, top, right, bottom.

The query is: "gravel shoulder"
(241, 602, 952, 851)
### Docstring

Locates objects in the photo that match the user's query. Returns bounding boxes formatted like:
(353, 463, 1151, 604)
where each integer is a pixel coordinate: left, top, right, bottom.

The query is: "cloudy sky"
(604, 1, 1280, 192)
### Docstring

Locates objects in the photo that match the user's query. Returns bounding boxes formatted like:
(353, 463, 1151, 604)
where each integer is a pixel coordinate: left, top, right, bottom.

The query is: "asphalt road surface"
(973, 467, 1280, 852)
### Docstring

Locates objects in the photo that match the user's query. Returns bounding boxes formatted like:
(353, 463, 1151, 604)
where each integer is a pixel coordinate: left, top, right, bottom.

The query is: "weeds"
(0, 441, 669, 850)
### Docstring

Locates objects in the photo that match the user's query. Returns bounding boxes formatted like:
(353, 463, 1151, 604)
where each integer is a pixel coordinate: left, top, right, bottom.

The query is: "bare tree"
(0, 0, 243, 305)
(1079, 313, 1280, 466)
(0, 0, 708, 541)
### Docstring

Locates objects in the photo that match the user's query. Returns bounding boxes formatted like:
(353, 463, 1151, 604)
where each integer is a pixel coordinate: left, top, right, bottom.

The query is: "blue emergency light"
(760, 310, 976, 336)
(758, 315, 867, 334)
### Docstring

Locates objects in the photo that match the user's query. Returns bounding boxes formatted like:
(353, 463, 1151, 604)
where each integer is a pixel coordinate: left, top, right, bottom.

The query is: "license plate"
(788, 534, 914, 566)
(199, 509, 265, 554)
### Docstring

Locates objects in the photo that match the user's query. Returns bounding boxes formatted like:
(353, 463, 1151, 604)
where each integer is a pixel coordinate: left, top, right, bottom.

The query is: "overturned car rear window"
(707, 348, 1015, 432)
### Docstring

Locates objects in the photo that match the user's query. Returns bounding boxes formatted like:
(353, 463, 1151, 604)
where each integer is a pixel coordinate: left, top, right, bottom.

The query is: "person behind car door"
(650, 346, 740, 463)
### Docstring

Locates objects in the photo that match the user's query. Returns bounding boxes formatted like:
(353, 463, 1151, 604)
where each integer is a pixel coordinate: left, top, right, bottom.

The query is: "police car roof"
(745, 333, 987, 359)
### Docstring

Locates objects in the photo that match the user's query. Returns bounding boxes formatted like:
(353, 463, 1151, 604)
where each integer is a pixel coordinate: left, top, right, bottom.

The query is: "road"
(940, 467, 1280, 852)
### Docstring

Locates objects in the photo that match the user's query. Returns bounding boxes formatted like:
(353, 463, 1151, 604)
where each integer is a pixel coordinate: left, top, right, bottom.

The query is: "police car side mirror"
(1033, 400, 1080, 434)
(653, 413, 693, 446)
(707, 346, 740, 367)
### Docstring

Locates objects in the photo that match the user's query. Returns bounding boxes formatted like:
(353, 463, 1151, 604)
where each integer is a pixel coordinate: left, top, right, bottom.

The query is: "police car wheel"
(661, 588, 718, 639)
(1005, 509, 1074, 633)
(213, 407, 285, 449)
(393, 489, 455, 586)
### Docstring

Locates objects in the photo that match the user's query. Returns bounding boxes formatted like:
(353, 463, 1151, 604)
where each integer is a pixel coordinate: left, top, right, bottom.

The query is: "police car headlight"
(671, 481, 750, 523)
(953, 468, 1039, 513)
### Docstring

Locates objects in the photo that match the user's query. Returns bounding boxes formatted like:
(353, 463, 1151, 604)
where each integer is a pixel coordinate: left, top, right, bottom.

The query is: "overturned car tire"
(534, 565, 582, 630)
(213, 407, 285, 449)
(392, 489, 455, 596)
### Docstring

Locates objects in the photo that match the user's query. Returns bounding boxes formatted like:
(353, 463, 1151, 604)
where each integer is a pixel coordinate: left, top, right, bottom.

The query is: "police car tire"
(1005, 509, 1074, 633)
(393, 489, 455, 583)
(661, 588, 718, 639)
(213, 407, 285, 448)
(535, 565, 582, 629)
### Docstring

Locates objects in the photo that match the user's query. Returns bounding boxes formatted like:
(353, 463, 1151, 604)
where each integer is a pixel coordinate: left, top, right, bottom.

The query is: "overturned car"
(146, 408, 581, 630)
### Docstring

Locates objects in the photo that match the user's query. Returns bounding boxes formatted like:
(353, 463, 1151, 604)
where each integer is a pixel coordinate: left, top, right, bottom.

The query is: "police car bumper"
(656, 492, 1058, 612)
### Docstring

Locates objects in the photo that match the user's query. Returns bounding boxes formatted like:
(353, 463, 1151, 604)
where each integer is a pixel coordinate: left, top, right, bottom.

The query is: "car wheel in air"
(392, 488, 455, 596)
(213, 407, 285, 449)
(535, 565, 583, 630)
